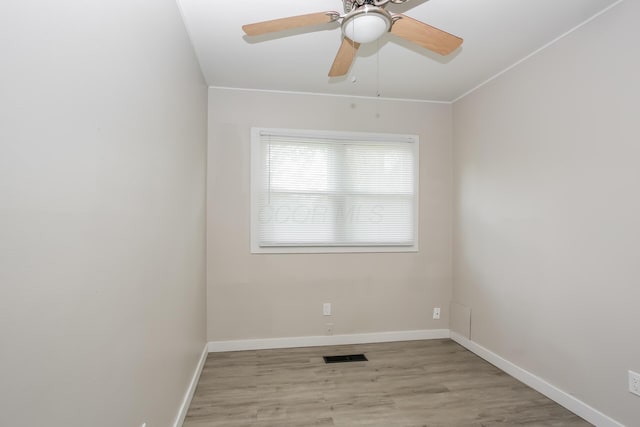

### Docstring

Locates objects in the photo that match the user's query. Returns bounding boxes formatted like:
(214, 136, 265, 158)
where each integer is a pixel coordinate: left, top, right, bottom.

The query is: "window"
(251, 128, 419, 253)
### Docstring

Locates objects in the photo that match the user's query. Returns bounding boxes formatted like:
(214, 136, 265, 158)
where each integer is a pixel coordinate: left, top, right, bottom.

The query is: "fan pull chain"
(376, 38, 381, 97)
(351, 19, 357, 83)
(376, 38, 381, 118)
(351, 39, 357, 83)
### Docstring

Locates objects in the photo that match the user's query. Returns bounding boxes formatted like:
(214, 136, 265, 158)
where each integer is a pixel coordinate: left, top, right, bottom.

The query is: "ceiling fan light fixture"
(341, 6, 392, 44)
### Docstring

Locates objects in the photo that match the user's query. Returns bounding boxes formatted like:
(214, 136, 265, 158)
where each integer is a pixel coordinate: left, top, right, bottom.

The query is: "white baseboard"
(450, 331, 624, 427)
(173, 343, 208, 427)
(208, 329, 450, 353)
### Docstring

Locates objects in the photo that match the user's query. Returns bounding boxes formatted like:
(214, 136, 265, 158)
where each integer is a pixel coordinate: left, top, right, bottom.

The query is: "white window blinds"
(251, 128, 419, 253)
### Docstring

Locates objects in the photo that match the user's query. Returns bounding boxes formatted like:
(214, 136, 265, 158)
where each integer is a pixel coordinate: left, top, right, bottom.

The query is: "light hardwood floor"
(183, 339, 591, 426)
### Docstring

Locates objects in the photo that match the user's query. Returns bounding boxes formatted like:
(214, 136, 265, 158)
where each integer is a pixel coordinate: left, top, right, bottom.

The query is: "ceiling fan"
(242, 0, 463, 77)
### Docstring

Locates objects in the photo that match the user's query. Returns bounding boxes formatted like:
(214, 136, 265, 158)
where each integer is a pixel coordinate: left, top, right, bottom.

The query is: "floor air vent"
(323, 354, 368, 364)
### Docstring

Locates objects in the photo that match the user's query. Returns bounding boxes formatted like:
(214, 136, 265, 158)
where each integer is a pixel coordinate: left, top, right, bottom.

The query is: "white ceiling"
(177, 0, 619, 102)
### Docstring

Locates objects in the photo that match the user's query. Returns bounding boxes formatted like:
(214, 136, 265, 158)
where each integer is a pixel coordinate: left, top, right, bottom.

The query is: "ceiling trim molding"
(451, 0, 625, 104)
(208, 85, 453, 105)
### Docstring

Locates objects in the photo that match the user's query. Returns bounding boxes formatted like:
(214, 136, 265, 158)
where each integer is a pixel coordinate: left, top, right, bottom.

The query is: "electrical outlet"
(629, 370, 640, 396)
(325, 323, 333, 335)
(323, 303, 331, 316)
(433, 307, 441, 320)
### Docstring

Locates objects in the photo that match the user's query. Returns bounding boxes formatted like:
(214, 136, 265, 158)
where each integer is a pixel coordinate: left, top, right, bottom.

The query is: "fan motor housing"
(344, 0, 377, 14)
(344, 0, 409, 13)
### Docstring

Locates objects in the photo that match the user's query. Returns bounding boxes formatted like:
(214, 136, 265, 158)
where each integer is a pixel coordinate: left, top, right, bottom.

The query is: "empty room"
(1, 0, 638, 426)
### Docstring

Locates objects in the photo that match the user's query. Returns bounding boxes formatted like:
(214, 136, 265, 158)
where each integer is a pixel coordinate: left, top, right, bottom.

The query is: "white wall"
(207, 88, 452, 341)
(452, 1, 640, 425)
(0, 1, 207, 426)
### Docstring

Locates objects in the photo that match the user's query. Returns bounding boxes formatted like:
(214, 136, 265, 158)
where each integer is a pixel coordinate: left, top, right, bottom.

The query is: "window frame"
(250, 127, 419, 254)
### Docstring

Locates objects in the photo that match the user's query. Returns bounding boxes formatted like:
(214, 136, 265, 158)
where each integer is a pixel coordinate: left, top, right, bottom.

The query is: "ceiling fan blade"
(328, 38, 360, 77)
(243, 12, 338, 36)
(390, 15, 462, 55)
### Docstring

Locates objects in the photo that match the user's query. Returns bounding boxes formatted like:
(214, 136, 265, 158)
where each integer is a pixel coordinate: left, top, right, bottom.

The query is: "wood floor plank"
(183, 339, 591, 426)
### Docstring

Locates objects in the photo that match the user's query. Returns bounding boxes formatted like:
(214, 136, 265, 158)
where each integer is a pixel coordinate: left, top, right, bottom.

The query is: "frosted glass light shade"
(342, 8, 391, 44)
